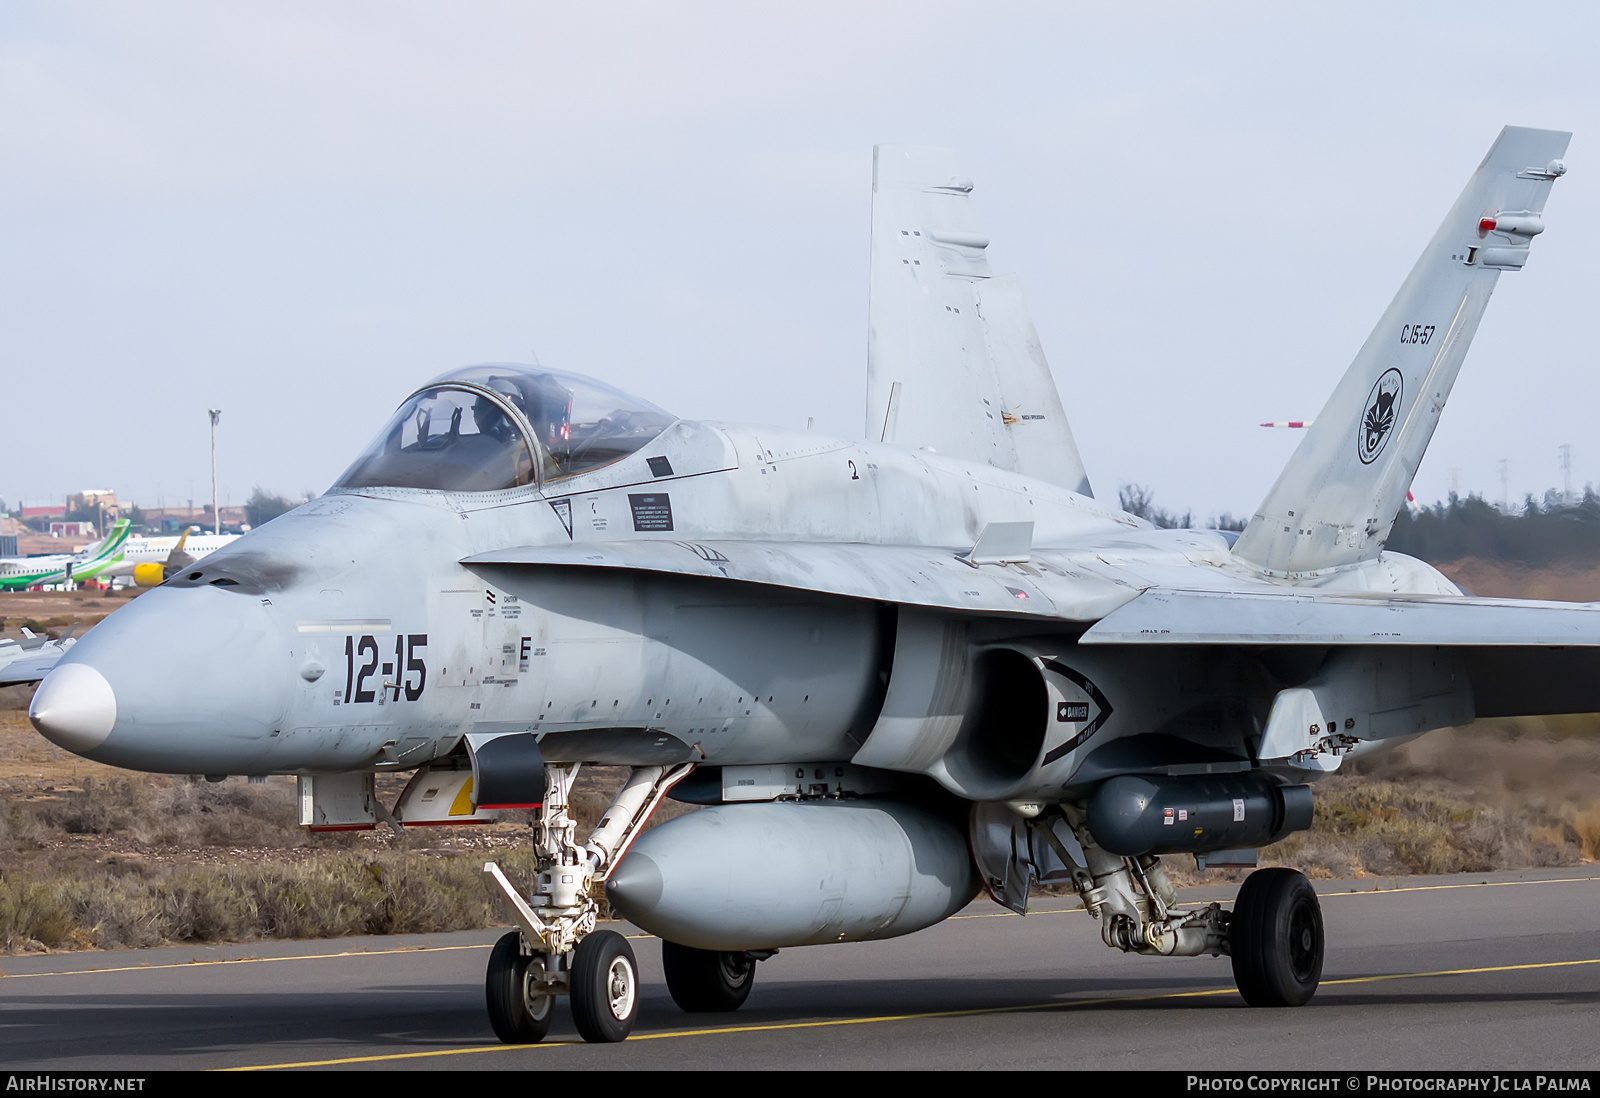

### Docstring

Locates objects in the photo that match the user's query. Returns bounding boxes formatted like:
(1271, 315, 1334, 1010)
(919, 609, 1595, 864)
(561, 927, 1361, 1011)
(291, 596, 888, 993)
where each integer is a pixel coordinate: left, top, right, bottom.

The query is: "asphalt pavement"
(3, 866, 1599, 1070)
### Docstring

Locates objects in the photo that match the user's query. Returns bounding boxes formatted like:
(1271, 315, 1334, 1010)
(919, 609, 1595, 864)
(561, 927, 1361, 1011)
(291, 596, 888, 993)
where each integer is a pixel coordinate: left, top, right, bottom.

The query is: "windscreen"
(333, 364, 676, 492)
(443, 366, 676, 482)
(333, 387, 537, 492)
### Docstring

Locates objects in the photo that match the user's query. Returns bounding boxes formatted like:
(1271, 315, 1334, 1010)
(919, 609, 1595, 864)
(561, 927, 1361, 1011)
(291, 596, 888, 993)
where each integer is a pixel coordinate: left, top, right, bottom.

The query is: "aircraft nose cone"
(35, 586, 291, 772)
(30, 663, 118, 754)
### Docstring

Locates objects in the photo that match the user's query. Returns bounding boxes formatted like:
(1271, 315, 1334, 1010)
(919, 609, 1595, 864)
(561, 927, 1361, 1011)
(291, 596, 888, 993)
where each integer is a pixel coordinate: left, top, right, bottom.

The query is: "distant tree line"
(1118, 484, 1247, 532)
(245, 487, 315, 528)
(1119, 483, 1600, 565)
(1388, 490, 1600, 566)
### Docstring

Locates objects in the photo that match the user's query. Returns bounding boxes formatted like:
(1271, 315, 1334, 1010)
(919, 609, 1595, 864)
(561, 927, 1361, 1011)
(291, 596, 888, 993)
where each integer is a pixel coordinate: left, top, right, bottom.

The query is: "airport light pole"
(208, 409, 222, 536)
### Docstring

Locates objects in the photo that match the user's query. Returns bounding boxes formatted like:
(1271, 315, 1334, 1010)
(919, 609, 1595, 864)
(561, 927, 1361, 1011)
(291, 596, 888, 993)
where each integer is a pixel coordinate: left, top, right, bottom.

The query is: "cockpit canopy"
(334, 364, 676, 493)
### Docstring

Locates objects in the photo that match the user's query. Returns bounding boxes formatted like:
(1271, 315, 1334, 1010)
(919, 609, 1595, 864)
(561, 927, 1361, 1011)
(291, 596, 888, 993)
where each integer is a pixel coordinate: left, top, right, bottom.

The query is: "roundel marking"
(1357, 368, 1403, 465)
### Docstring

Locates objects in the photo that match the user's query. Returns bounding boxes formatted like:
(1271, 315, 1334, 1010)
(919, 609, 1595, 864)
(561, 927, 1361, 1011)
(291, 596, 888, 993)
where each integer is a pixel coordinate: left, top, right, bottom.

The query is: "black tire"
(1230, 867, 1324, 1007)
(662, 941, 755, 1013)
(570, 929, 640, 1043)
(485, 931, 554, 1043)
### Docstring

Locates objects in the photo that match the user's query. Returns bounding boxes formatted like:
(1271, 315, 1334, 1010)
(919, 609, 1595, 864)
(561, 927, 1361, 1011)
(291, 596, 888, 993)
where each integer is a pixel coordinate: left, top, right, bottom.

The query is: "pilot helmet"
(472, 377, 530, 441)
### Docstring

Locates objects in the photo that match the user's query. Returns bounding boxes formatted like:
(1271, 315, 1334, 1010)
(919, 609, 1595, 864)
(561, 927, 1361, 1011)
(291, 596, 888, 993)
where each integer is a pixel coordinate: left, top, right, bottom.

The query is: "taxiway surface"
(3, 867, 1599, 1070)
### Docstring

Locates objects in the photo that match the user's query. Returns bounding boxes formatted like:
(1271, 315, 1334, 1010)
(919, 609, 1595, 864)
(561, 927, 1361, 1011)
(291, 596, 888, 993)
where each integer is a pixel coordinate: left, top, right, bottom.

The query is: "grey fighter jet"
(29, 126, 1583, 1043)
(0, 627, 76, 687)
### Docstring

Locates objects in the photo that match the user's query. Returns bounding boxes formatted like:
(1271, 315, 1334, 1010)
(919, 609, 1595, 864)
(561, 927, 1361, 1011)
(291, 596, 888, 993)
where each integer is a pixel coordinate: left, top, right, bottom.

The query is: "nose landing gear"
(485, 931, 555, 1043)
(482, 761, 694, 1044)
(571, 929, 641, 1043)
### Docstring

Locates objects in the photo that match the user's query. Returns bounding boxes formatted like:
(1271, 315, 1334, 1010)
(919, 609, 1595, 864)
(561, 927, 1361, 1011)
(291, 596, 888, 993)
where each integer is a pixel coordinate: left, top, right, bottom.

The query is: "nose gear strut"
(483, 761, 695, 1043)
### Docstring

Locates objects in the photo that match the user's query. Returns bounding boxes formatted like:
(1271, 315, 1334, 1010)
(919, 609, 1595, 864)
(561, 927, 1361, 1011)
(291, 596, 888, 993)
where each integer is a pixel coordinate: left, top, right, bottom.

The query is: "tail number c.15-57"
(341, 634, 427, 704)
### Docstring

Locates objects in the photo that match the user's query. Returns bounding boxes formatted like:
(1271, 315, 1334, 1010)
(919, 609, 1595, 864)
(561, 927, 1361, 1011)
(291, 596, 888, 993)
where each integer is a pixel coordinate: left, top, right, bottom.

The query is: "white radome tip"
(29, 663, 117, 754)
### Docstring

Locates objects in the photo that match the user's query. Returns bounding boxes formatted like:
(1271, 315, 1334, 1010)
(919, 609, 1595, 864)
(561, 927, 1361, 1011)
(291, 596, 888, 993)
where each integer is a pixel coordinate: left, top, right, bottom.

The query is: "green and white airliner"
(0, 520, 132, 591)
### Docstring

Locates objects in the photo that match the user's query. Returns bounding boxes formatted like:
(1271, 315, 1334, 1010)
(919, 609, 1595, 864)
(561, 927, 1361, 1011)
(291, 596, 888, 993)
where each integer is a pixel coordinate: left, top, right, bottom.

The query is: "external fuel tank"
(604, 799, 978, 950)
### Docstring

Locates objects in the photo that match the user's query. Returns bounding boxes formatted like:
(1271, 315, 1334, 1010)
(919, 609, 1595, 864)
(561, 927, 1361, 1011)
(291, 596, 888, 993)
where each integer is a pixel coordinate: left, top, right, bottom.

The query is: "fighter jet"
(0, 627, 77, 687)
(29, 126, 1583, 1044)
(0, 520, 131, 591)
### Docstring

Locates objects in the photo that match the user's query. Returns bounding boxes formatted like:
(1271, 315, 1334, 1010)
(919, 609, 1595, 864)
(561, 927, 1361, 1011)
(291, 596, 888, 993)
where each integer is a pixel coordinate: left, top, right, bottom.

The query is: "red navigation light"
(1479, 216, 1497, 233)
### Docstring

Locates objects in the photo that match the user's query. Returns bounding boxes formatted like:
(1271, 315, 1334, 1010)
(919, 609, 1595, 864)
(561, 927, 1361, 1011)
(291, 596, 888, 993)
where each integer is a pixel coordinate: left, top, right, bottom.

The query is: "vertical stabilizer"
(1233, 126, 1569, 577)
(867, 145, 1093, 496)
(81, 520, 131, 566)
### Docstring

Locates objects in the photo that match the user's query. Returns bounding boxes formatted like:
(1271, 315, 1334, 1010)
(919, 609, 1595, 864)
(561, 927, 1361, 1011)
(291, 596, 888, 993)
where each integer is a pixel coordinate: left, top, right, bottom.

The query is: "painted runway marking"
(0, 943, 492, 980)
(1320, 875, 1600, 898)
(223, 955, 1600, 1070)
(8, 874, 1595, 982)
(0, 936, 663, 981)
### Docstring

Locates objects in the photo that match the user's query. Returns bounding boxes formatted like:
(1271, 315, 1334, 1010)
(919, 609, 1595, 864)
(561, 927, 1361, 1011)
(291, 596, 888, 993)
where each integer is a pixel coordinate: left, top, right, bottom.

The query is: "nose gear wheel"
(485, 931, 555, 1043)
(570, 929, 640, 1043)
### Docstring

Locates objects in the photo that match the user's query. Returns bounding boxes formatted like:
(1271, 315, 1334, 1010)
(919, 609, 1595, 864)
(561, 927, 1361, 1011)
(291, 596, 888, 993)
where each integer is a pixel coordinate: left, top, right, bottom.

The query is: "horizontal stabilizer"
(1080, 587, 1600, 646)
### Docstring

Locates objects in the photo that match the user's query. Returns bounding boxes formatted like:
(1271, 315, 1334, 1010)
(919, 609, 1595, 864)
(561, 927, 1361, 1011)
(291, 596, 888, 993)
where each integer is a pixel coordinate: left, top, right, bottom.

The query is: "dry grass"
(0, 587, 140, 643)
(0, 700, 683, 953)
(1265, 778, 1572, 879)
(1247, 719, 1600, 881)
(0, 767, 556, 952)
(0, 849, 545, 952)
(3, 713, 1599, 948)
(0, 763, 638, 953)
(1434, 558, 1600, 602)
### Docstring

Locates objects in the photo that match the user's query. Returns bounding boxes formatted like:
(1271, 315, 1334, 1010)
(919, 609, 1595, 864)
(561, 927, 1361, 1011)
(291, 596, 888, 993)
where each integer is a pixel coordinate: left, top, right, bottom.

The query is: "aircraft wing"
(1078, 586, 1600, 646)
(468, 537, 1600, 647)
(462, 540, 1134, 621)
(470, 533, 1600, 714)
(1081, 587, 1600, 718)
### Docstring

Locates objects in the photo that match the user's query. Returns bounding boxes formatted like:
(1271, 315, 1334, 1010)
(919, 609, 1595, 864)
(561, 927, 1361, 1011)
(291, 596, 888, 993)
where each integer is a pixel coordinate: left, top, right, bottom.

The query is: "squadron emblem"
(1357, 368, 1403, 465)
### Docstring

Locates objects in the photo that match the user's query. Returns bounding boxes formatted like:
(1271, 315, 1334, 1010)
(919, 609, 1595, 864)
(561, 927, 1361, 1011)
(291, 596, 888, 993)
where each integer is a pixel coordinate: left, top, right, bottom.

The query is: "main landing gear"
(483, 762, 692, 1044)
(1229, 867, 1324, 1006)
(1067, 817, 1325, 1005)
(661, 941, 762, 1012)
(988, 804, 1326, 1007)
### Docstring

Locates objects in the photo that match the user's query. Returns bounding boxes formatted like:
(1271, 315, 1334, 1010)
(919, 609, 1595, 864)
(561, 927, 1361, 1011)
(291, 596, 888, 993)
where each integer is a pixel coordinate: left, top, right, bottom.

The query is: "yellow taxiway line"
(6, 871, 1598, 1068)
(6, 874, 1596, 983)
(223, 955, 1600, 1070)
(0, 943, 493, 980)
(1319, 874, 1600, 898)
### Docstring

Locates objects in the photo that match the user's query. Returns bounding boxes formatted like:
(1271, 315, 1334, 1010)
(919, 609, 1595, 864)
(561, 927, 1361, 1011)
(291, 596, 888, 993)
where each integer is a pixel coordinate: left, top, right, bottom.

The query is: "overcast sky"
(5, 2, 1598, 520)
